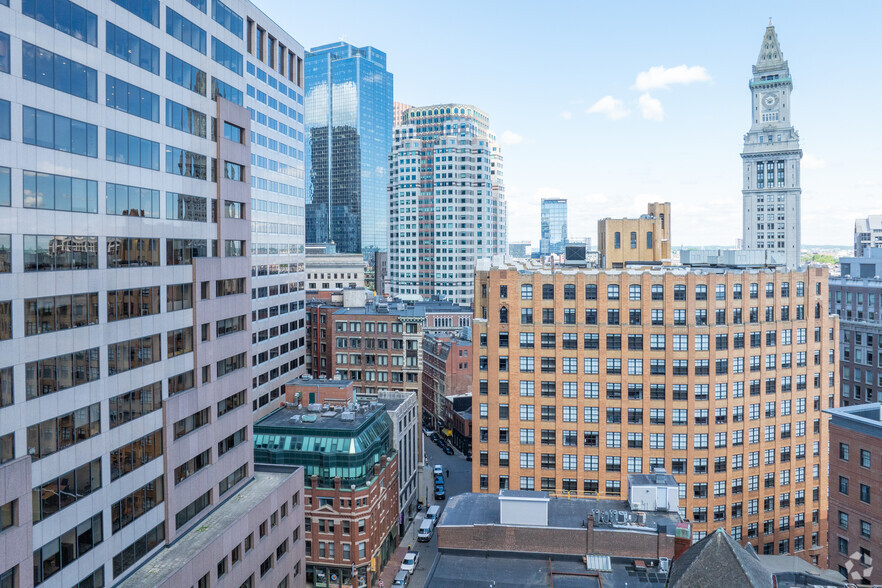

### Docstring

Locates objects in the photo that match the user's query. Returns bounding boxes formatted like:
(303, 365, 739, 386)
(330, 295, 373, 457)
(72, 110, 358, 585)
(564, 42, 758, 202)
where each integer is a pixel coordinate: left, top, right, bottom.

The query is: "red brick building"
(305, 291, 424, 400)
(254, 404, 399, 588)
(422, 333, 472, 429)
(825, 404, 882, 585)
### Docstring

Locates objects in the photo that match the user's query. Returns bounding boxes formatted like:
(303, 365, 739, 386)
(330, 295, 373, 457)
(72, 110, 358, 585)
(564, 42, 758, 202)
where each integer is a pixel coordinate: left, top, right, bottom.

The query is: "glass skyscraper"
(305, 42, 393, 254)
(540, 198, 568, 255)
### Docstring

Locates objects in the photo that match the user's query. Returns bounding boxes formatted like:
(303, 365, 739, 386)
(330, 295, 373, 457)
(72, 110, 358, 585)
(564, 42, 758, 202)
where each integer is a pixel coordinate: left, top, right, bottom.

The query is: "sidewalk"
(377, 512, 424, 587)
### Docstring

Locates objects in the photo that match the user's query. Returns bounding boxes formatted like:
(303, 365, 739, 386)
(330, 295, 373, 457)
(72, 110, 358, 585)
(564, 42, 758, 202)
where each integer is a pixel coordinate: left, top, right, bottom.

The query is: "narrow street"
(379, 433, 472, 587)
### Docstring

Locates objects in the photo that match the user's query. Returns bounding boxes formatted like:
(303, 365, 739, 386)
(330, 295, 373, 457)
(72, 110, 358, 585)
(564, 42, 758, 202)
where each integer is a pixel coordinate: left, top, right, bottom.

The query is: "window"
(166, 99, 207, 138)
(22, 42, 97, 101)
(167, 7, 207, 53)
(107, 129, 160, 169)
(111, 476, 164, 533)
(22, 107, 97, 157)
(110, 430, 163, 481)
(22, 0, 99, 46)
(167, 53, 207, 95)
(106, 22, 159, 74)
(166, 146, 207, 179)
(212, 36, 243, 75)
(109, 382, 162, 428)
(34, 514, 105, 584)
(212, 0, 243, 37)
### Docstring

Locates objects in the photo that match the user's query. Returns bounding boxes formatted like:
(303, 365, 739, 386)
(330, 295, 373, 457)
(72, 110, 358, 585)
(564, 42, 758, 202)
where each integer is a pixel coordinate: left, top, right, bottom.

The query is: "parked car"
(443, 445, 454, 455)
(392, 570, 410, 586)
(434, 484, 446, 500)
(434, 474, 444, 485)
(434, 464, 443, 475)
(400, 551, 420, 574)
(465, 452, 472, 461)
(418, 519, 434, 541)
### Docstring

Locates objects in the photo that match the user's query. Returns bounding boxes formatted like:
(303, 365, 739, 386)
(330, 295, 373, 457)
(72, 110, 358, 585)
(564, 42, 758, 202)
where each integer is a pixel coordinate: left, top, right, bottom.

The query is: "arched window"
(500, 306, 508, 324)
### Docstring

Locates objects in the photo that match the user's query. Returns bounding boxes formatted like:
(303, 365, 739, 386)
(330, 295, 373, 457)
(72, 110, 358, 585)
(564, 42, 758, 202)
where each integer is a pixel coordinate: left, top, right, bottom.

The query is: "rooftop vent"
(340, 412, 355, 421)
(307, 403, 323, 412)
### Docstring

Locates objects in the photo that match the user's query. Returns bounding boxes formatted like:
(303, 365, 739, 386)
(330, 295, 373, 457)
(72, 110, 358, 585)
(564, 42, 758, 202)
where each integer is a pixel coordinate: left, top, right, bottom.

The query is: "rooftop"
(476, 255, 805, 275)
(427, 552, 667, 588)
(439, 493, 680, 532)
(668, 528, 772, 588)
(117, 471, 297, 588)
(256, 402, 385, 432)
(284, 376, 353, 389)
(824, 403, 882, 436)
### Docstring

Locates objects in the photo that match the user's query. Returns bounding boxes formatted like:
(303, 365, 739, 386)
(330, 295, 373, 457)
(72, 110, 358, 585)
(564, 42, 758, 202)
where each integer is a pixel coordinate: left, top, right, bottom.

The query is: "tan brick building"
(471, 258, 836, 565)
(598, 202, 671, 269)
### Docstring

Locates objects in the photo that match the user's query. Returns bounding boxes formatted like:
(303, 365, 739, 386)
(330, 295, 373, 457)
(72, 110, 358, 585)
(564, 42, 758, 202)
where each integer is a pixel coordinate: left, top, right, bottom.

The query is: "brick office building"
(305, 290, 424, 400)
(825, 404, 882, 585)
(472, 257, 837, 564)
(422, 333, 472, 429)
(254, 404, 399, 588)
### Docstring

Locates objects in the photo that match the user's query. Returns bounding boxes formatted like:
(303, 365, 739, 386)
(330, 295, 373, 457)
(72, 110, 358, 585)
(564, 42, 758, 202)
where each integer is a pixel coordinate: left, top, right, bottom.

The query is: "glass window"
(106, 22, 159, 74)
(21, 0, 98, 46)
(166, 146, 207, 179)
(105, 75, 159, 122)
(211, 77, 243, 105)
(0, 99, 8, 141)
(211, 36, 243, 75)
(22, 106, 97, 157)
(23, 171, 97, 213)
(166, 7, 206, 53)
(166, 99, 207, 137)
(212, 0, 243, 37)
(22, 42, 97, 101)
(166, 53, 207, 95)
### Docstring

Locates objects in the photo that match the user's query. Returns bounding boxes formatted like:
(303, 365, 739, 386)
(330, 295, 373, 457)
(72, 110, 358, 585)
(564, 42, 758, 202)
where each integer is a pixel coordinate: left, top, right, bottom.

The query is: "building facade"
(598, 202, 671, 269)
(540, 198, 567, 257)
(378, 389, 420, 529)
(305, 295, 424, 400)
(306, 252, 365, 291)
(472, 258, 836, 564)
(853, 215, 882, 257)
(304, 42, 392, 255)
(741, 21, 802, 270)
(422, 334, 472, 430)
(388, 103, 506, 306)
(254, 404, 400, 588)
(829, 270, 882, 406)
(825, 404, 882, 585)
(0, 0, 307, 585)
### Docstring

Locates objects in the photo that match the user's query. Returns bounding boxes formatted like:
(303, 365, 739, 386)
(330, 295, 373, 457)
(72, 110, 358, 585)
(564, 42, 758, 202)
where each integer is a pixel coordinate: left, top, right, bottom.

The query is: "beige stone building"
(598, 202, 671, 269)
(471, 257, 836, 565)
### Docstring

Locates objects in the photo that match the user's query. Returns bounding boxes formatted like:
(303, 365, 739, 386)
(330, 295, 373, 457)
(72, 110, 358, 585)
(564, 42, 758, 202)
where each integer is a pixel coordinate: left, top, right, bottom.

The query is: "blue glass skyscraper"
(305, 42, 393, 254)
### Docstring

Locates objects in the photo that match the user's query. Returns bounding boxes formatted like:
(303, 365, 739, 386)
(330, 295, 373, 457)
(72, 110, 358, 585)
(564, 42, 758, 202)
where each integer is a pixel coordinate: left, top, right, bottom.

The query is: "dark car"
(465, 452, 472, 461)
(434, 474, 444, 485)
(434, 485, 446, 500)
(443, 446, 454, 455)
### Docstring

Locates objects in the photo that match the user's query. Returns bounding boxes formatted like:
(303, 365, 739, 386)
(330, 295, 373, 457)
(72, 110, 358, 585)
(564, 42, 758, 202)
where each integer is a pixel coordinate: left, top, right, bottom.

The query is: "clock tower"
(741, 19, 802, 269)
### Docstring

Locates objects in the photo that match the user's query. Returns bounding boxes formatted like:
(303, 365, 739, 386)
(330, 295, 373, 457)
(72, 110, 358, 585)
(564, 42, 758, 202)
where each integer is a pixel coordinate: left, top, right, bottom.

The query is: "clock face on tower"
(763, 94, 778, 108)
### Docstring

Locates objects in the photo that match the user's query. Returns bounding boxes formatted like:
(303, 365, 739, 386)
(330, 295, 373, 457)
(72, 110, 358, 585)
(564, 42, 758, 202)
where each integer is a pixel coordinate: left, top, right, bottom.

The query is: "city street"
(380, 433, 472, 587)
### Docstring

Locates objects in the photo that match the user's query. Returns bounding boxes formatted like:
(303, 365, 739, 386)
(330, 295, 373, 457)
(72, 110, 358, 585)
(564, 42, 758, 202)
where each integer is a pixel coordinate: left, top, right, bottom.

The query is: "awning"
(442, 428, 453, 437)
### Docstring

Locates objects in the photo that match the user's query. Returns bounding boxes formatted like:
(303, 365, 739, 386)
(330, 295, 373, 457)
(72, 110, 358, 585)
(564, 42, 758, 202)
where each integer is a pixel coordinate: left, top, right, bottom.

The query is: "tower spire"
(756, 20, 785, 70)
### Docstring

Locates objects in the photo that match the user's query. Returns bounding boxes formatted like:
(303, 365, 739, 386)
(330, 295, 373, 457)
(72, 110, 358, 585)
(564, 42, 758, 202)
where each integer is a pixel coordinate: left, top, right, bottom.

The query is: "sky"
(261, 0, 882, 248)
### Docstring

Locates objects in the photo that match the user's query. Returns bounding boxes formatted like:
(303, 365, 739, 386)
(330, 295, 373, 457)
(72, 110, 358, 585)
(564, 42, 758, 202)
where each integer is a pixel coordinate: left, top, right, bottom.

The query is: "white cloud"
(802, 153, 827, 169)
(561, 111, 572, 120)
(638, 93, 664, 121)
(500, 130, 523, 145)
(632, 65, 711, 91)
(587, 96, 630, 120)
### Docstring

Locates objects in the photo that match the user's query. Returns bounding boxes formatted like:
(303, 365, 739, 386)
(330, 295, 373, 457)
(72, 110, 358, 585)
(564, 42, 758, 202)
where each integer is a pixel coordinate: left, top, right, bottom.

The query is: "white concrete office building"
(0, 0, 307, 586)
(388, 103, 506, 307)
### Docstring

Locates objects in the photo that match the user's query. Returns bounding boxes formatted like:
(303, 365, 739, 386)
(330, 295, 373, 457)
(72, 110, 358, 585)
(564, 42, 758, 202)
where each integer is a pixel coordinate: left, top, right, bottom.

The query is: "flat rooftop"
(476, 255, 802, 275)
(256, 403, 384, 431)
(440, 493, 681, 532)
(117, 471, 295, 588)
(427, 552, 668, 588)
(824, 403, 882, 437)
(284, 377, 353, 389)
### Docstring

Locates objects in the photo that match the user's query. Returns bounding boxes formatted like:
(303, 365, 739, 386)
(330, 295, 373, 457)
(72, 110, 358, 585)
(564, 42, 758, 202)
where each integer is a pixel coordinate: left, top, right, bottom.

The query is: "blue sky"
(264, 0, 882, 247)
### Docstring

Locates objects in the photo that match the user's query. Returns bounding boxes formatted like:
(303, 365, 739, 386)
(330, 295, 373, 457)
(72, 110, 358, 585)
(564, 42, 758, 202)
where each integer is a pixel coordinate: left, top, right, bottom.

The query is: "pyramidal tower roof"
(755, 18, 787, 71)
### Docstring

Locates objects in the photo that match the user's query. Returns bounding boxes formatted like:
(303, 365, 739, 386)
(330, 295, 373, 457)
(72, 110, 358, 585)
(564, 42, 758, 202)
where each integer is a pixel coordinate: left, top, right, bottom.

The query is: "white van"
(425, 505, 441, 526)
(433, 464, 443, 476)
(417, 519, 433, 542)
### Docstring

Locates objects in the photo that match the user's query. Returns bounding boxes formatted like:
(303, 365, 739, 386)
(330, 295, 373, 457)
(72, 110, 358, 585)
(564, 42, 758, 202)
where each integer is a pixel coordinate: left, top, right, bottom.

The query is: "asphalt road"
(405, 434, 472, 587)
